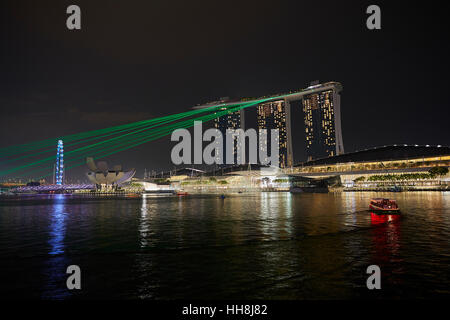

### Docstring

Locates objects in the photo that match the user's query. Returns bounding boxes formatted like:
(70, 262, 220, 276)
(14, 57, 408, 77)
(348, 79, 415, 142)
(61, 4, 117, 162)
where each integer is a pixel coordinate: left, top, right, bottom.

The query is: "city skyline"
(0, 82, 343, 182)
(1, 1, 449, 180)
(1, 78, 450, 182)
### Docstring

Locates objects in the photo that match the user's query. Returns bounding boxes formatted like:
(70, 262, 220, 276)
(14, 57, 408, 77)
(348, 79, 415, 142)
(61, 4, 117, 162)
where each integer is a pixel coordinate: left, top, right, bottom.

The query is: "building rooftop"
(194, 81, 342, 109)
(296, 145, 450, 167)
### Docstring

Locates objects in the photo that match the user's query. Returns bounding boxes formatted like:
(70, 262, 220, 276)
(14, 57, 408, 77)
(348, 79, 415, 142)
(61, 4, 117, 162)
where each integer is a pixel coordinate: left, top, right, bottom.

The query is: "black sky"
(1, 0, 449, 180)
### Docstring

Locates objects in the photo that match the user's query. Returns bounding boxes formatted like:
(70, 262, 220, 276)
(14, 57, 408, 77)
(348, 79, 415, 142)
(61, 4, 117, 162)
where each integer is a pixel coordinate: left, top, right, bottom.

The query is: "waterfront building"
(302, 81, 344, 161)
(86, 157, 136, 190)
(194, 81, 343, 166)
(291, 144, 450, 191)
(292, 144, 450, 176)
(257, 99, 293, 168)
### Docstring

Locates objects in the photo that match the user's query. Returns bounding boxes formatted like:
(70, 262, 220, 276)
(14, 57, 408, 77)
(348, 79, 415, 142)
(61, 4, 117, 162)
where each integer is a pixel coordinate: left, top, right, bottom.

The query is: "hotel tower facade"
(213, 107, 245, 165)
(302, 82, 344, 161)
(196, 81, 344, 166)
(257, 99, 293, 168)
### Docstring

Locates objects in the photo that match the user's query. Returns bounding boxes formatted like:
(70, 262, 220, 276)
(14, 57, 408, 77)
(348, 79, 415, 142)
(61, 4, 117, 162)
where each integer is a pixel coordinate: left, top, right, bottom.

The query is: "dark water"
(0, 192, 449, 299)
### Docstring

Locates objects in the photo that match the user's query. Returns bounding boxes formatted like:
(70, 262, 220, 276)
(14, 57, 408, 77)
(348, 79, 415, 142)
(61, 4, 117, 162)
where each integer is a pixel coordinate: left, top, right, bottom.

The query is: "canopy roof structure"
(296, 145, 450, 167)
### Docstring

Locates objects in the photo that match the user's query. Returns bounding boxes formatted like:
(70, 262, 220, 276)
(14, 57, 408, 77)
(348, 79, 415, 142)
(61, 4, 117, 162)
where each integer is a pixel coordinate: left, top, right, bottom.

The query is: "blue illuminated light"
(55, 140, 64, 185)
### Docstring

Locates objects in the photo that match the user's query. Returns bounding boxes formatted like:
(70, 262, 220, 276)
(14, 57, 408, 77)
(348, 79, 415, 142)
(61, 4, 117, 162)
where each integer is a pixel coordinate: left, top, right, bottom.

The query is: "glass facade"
(257, 100, 292, 168)
(302, 84, 343, 161)
(213, 108, 244, 165)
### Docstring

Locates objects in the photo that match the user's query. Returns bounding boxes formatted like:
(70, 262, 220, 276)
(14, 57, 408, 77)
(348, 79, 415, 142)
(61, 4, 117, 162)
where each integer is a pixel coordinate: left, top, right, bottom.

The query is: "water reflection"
(342, 191, 357, 213)
(2, 192, 448, 299)
(140, 194, 149, 248)
(340, 192, 358, 228)
(139, 194, 162, 249)
(43, 194, 70, 299)
(370, 212, 401, 225)
(48, 194, 67, 255)
(137, 196, 155, 299)
(259, 193, 293, 240)
(370, 212, 402, 262)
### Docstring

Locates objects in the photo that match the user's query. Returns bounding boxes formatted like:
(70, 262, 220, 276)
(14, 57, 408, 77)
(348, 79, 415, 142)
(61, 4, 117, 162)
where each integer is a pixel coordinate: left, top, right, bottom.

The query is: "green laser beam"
(31, 102, 255, 180)
(3, 92, 291, 178)
(0, 102, 249, 174)
(22, 103, 249, 178)
(0, 101, 241, 157)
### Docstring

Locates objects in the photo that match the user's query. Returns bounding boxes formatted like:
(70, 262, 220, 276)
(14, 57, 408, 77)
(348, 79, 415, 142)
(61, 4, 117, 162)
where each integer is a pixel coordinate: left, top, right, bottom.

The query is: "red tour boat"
(369, 198, 400, 214)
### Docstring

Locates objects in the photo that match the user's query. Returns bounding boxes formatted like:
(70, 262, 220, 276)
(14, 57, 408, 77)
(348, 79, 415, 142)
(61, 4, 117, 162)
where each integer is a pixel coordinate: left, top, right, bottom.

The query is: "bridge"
(11, 184, 94, 193)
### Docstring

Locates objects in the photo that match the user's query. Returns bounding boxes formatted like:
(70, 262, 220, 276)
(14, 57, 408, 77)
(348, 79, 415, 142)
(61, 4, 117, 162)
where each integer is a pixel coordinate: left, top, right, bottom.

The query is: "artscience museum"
(86, 157, 136, 190)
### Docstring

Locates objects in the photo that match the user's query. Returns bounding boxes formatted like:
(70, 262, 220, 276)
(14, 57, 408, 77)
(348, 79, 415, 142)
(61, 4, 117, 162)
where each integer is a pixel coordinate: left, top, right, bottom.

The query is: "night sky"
(1, 1, 449, 181)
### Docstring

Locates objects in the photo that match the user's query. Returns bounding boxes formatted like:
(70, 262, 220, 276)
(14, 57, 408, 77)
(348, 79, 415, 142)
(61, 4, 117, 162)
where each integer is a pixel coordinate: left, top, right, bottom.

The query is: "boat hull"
(369, 205, 400, 214)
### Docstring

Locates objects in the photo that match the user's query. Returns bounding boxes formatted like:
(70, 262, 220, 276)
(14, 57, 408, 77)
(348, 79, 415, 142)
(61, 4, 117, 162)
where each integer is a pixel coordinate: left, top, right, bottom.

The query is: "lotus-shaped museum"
(86, 157, 136, 187)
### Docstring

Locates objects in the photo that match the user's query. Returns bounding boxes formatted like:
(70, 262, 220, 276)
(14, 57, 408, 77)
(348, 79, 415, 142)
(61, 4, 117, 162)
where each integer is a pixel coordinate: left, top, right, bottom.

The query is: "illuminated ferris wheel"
(55, 140, 64, 185)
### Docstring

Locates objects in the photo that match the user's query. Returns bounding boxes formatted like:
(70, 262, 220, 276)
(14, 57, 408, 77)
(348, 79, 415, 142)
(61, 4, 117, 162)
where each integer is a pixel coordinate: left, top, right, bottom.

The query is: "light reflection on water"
(0, 191, 449, 299)
(44, 194, 71, 299)
(48, 194, 67, 255)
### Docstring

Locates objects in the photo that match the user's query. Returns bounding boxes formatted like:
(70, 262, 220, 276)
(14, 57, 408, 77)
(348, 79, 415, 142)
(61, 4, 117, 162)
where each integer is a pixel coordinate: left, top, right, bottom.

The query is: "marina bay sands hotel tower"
(257, 99, 293, 168)
(257, 81, 344, 166)
(301, 81, 345, 161)
(199, 81, 345, 167)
